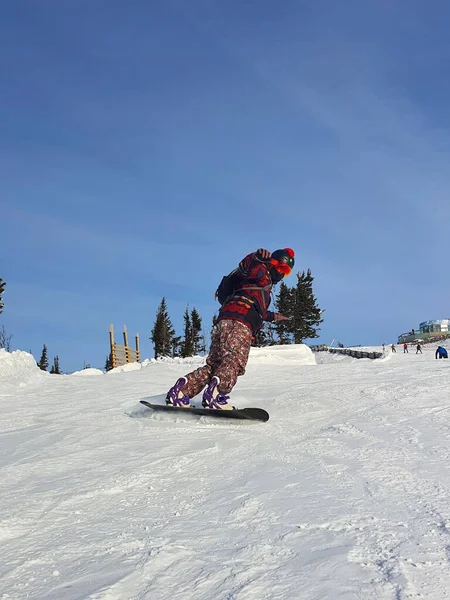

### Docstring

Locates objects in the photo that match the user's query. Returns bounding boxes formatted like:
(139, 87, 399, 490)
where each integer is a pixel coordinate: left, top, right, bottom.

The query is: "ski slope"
(1, 344, 450, 600)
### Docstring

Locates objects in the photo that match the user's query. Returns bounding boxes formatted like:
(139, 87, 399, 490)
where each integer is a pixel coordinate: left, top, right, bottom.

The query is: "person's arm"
(238, 249, 271, 276)
(265, 311, 290, 323)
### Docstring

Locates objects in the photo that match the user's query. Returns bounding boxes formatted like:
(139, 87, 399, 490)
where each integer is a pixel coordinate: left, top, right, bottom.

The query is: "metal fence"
(310, 345, 383, 359)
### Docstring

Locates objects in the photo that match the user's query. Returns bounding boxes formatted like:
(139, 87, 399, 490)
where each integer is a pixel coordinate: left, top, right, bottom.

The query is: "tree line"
(151, 302, 206, 359)
(36, 344, 62, 374)
(150, 269, 323, 358)
(1, 267, 324, 366)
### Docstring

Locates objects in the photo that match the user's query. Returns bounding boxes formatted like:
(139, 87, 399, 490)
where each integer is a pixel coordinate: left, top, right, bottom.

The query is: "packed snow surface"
(1, 343, 450, 599)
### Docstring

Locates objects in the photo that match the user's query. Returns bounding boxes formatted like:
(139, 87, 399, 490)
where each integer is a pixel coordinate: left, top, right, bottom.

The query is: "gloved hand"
(255, 248, 271, 261)
(274, 313, 290, 322)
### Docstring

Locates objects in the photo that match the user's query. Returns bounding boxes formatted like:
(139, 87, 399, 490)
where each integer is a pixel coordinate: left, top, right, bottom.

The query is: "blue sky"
(2, 0, 450, 371)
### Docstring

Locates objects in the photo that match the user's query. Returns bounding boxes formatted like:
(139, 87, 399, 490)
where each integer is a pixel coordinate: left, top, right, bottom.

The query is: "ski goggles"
(269, 259, 293, 276)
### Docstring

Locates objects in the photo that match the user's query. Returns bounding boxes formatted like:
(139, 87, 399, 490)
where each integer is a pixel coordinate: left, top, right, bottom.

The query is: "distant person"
(435, 346, 448, 359)
(416, 343, 422, 354)
(403, 343, 408, 353)
(391, 344, 396, 353)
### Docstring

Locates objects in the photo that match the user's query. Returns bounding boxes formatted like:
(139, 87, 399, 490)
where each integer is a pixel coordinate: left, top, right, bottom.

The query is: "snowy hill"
(1, 345, 450, 599)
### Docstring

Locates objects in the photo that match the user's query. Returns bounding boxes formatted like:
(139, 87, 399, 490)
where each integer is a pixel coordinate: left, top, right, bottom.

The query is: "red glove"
(274, 313, 290, 322)
(255, 248, 271, 261)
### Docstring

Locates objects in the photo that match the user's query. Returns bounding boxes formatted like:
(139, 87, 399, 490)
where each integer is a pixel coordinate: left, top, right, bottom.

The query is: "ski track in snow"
(1, 346, 450, 599)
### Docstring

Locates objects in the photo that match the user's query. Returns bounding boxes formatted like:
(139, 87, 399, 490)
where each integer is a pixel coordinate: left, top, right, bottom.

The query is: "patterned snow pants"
(181, 319, 253, 398)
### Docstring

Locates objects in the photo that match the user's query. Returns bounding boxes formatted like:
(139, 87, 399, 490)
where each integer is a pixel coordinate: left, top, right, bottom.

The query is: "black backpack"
(215, 269, 241, 305)
(215, 268, 272, 305)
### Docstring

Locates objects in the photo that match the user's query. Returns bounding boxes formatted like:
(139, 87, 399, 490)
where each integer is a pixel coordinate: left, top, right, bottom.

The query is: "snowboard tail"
(139, 400, 269, 422)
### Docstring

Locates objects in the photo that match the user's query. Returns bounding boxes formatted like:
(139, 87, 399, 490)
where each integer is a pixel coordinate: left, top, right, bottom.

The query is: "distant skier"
(165, 248, 294, 410)
(416, 343, 422, 354)
(391, 344, 396, 353)
(435, 346, 448, 359)
(403, 343, 408, 353)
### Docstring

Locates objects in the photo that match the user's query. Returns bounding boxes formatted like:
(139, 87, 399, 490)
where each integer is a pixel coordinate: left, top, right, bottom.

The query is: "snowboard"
(139, 400, 269, 422)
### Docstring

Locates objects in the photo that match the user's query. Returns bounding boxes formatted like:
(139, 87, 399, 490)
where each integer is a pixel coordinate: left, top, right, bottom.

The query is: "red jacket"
(218, 252, 275, 335)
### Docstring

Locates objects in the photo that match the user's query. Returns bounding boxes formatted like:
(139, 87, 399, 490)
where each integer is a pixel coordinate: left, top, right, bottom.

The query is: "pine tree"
(210, 314, 220, 350)
(150, 297, 175, 358)
(191, 307, 205, 355)
(181, 307, 195, 357)
(274, 281, 295, 344)
(171, 335, 182, 357)
(0, 278, 5, 314)
(0, 325, 13, 351)
(38, 344, 49, 371)
(105, 353, 113, 371)
(266, 323, 277, 345)
(291, 270, 323, 343)
(50, 355, 61, 374)
(252, 323, 271, 347)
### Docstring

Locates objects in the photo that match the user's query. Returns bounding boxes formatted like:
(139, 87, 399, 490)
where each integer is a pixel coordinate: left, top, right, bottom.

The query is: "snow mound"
(107, 356, 206, 374)
(71, 368, 105, 377)
(0, 349, 48, 389)
(249, 343, 316, 365)
(107, 362, 143, 374)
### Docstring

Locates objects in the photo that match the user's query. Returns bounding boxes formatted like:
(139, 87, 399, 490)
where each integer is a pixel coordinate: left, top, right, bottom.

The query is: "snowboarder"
(391, 344, 396, 353)
(416, 343, 422, 354)
(435, 346, 448, 359)
(403, 343, 408, 353)
(166, 248, 294, 410)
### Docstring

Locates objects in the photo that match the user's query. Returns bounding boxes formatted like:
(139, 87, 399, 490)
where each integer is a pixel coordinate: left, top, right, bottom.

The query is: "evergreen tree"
(274, 281, 295, 344)
(252, 323, 271, 347)
(0, 325, 12, 351)
(208, 314, 219, 352)
(50, 355, 61, 374)
(150, 297, 175, 358)
(266, 323, 277, 345)
(0, 278, 5, 314)
(180, 307, 195, 357)
(105, 353, 113, 371)
(191, 307, 205, 355)
(171, 335, 182, 358)
(291, 270, 323, 343)
(37, 344, 49, 371)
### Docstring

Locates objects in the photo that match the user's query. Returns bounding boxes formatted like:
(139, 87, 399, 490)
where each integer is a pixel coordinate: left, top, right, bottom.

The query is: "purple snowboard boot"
(202, 376, 234, 410)
(166, 377, 191, 408)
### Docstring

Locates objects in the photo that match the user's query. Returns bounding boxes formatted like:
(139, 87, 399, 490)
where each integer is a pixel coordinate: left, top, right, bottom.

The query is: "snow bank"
(107, 362, 144, 374)
(71, 367, 104, 377)
(107, 356, 206, 374)
(249, 343, 316, 365)
(0, 349, 48, 389)
(103, 347, 314, 377)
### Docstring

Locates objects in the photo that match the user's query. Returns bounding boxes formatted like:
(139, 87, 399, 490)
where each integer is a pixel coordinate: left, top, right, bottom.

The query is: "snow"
(1, 343, 450, 599)
(71, 368, 104, 377)
(0, 348, 48, 391)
